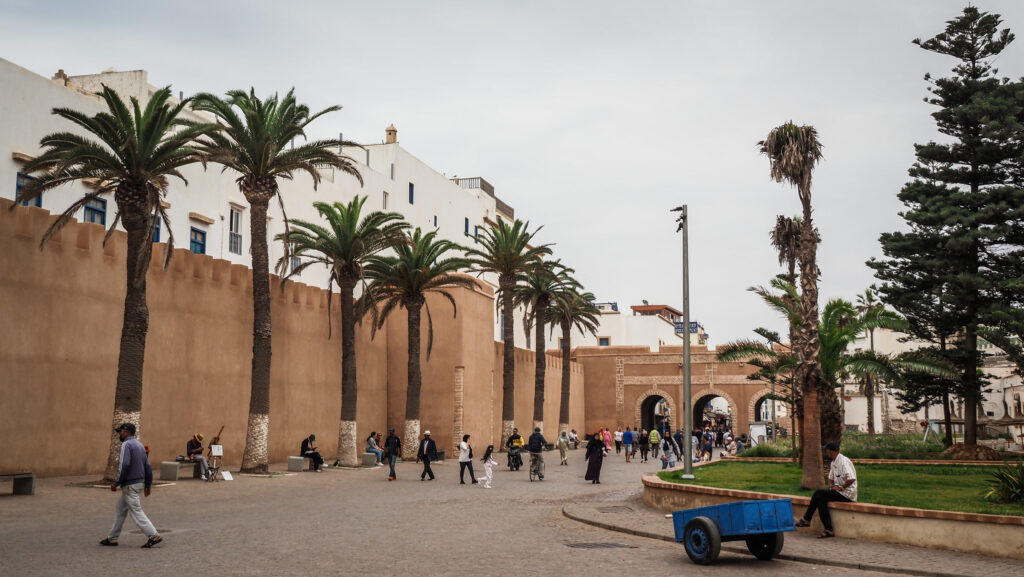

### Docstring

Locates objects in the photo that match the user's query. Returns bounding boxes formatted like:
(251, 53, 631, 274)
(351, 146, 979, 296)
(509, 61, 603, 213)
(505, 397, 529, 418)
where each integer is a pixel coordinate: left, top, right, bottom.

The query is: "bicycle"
(528, 452, 545, 481)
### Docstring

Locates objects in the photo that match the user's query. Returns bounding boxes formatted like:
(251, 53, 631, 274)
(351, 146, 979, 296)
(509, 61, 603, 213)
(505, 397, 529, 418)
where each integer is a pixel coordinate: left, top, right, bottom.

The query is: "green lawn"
(657, 462, 1024, 517)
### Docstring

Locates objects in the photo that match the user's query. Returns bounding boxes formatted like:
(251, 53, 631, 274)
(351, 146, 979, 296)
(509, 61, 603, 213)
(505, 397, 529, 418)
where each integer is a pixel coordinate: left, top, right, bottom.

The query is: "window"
(408, 182, 414, 204)
(390, 163, 395, 180)
(558, 337, 567, 352)
(153, 217, 160, 243)
(526, 331, 531, 349)
(383, 191, 389, 210)
(464, 217, 469, 236)
(84, 198, 107, 226)
(474, 225, 481, 244)
(190, 227, 206, 254)
(229, 207, 243, 255)
(16, 173, 40, 207)
(433, 215, 437, 227)
(365, 149, 370, 167)
(598, 337, 610, 347)
(289, 243, 301, 276)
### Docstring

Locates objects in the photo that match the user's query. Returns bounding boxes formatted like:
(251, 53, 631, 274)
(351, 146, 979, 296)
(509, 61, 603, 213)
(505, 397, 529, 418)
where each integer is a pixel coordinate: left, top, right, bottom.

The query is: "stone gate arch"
(633, 388, 678, 429)
(690, 387, 739, 430)
(747, 387, 773, 423)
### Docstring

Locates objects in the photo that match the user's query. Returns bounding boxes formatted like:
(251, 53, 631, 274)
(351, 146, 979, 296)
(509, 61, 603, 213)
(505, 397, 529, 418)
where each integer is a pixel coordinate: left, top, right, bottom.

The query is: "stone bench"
(361, 453, 378, 466)
(160, 460, 202, 481)
(1, 472, 35, 495)
(288, 456, 318, 472)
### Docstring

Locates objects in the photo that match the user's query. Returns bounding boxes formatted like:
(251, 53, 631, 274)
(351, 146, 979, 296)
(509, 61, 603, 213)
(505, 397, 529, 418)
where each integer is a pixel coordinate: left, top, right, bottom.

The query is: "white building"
(1, 59, 534, 343)
(567, 301, 707, 351)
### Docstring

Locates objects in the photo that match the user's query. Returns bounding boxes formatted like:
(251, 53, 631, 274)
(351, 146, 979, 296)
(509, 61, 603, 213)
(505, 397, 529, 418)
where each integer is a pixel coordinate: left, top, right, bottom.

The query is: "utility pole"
(673, 205, 694, 479)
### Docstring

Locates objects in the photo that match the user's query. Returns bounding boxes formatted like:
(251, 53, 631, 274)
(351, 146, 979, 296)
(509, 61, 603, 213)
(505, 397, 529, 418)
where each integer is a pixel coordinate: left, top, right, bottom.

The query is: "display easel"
(208, 444, 223, 482)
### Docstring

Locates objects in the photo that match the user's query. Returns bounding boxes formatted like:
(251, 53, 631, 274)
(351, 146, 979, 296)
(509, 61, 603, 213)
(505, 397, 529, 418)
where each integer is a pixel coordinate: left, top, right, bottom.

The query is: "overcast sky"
(3, 1, 1022, 346)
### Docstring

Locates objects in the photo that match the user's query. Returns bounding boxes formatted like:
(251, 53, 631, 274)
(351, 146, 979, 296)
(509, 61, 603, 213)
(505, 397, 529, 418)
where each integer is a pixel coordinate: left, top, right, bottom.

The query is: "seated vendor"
(187, 433, 211, 480)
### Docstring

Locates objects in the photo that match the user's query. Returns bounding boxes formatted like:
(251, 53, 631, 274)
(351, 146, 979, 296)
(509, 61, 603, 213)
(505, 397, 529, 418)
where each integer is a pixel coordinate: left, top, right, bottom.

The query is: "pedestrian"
(416, 430, 438, 481)
(366, 431, 384, 466)
(458, 434, 478, 484)
(622, 427, 633, 462)
(480, 445, 497, 488)
(602, 428, 613, 452)
(584, 432, 606, 484)
(100, 423, 162, 548)
(649, 428, 660, 459)
(569, 429, 579, 449)
(383, 427, 401, 481)
(796, 442, 857, 538)
(638, 429, 650, 462)
(701, 429, 714, 462)
(674, 428, 687, 461)
(660, 431, 681, 470)
(557, 430, 569, 465)
(301, 434, 324, 472)
(613, 428, 622, 454)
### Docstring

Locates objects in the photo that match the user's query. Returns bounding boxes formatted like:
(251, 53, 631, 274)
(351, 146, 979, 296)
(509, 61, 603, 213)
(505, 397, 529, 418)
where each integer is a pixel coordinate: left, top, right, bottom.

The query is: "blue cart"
(671, 499, 795, 565)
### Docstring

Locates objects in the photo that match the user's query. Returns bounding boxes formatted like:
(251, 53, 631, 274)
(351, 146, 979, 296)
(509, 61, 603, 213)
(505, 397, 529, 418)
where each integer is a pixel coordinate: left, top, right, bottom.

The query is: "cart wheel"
(745, 532, 784, 560)
(683, 516, 721, 565)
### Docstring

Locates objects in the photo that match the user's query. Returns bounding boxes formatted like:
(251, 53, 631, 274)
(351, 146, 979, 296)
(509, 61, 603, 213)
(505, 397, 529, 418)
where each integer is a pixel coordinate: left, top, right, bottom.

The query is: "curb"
(560, 504, 967, 577)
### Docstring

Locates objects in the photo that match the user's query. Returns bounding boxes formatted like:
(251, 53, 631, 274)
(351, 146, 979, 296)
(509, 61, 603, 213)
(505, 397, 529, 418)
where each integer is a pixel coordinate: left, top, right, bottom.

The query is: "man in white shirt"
(796, 441, 857, 538)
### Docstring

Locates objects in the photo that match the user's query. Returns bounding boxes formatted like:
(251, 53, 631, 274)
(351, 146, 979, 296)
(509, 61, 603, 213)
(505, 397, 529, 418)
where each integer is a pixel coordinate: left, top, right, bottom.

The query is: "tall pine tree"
(869, 7, 1024, 445)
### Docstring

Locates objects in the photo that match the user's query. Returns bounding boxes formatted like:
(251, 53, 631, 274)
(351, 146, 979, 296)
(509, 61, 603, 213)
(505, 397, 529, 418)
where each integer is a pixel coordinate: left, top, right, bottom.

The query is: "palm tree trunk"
(558, 322, 572, 435)
(240, 196, 273, 474)
(865, 374, 876, 435)
(532, 299, 548, 431)
(103, 206, 154, 481)
(500, 276, 516, 447)
(818, 380, 843, 444)
(797, 213, 825, 489)
(337, 278, 359, 467)
(402, 299, 424, 460)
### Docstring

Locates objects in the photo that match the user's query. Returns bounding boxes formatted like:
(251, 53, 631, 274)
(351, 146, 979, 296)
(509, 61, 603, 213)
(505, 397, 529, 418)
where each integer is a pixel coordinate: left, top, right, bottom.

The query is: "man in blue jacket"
(100, 423, 162, 548)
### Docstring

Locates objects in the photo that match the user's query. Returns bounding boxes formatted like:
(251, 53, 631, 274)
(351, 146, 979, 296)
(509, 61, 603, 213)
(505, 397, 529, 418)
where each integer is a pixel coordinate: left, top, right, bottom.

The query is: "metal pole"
(771, 381, 777, 442)
(679, 205, 694, 478)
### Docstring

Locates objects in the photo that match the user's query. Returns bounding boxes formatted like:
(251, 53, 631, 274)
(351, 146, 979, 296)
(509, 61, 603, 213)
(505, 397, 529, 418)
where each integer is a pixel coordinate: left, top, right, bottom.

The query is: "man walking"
(796, 442, 858, 538)
(527, 427, 547, 480)
(100, 423, 162, 548)
(416, 430, 438, 481)
(622, 427, 633, 462)
(383, 427, 401, 481)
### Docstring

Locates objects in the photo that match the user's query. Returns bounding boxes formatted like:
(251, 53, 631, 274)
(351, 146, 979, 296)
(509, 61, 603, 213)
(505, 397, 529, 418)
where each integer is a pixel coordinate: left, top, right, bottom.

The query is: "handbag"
(469, 445, 474, 459)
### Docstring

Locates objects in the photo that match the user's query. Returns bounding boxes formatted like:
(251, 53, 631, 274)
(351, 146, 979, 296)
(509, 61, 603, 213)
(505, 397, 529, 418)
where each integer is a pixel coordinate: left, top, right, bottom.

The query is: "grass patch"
(657, 461, 1024, 517)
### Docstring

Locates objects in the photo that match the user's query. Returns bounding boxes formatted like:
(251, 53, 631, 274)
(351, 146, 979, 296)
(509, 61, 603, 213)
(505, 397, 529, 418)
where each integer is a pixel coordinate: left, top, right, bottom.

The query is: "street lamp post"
(673, 205, 694, 479)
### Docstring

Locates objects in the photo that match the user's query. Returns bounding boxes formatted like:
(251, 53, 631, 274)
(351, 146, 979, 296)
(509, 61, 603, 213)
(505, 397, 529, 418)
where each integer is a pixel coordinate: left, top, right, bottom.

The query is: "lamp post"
(673, 205, 694, 479)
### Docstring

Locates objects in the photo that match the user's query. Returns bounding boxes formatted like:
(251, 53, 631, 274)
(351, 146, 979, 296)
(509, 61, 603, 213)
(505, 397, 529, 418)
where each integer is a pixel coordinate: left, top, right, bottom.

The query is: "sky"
(2, 0, 1022, 346)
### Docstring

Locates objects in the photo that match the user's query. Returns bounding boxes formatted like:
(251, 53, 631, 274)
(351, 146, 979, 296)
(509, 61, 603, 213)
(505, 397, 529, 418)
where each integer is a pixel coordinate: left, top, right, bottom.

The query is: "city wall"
(0, 199, 584, 476)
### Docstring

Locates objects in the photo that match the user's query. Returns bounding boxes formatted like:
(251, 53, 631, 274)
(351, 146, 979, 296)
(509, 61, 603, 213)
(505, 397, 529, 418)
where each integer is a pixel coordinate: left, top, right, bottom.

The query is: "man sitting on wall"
(186, 433, 211, 481)
(301, 434, 324, 472)
(795, 441, 857, 538)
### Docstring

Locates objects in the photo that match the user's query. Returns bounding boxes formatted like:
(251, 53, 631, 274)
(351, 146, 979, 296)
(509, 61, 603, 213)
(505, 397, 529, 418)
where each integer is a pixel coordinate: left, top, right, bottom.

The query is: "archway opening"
(640, 395, 671, 433)
(693, 394, 732, 433)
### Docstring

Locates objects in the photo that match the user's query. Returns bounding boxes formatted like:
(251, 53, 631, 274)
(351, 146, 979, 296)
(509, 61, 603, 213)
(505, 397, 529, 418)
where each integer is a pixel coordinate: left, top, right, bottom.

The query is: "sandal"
(794, 519, 810, 527)
(818, 530, 835, 539)
(99, 538, 118, 546)
(141, 535, 163, 548)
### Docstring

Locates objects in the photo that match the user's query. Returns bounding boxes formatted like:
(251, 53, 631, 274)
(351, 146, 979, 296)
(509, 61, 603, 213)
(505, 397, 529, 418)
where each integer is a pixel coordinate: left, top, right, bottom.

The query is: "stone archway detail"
(691, 387, 739, 426)
(633, 388, 678, 427)
(747, 388, 773, 423)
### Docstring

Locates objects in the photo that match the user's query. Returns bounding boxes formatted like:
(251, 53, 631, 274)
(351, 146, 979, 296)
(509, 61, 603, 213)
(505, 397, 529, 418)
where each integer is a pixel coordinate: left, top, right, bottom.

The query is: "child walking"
(480, 445, 498, 488)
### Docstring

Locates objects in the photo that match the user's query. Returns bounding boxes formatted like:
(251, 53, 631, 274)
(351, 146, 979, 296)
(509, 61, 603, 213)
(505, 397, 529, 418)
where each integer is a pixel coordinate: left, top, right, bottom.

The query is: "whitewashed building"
(1, 58, 534, 343)
(566, 301, 707, 351)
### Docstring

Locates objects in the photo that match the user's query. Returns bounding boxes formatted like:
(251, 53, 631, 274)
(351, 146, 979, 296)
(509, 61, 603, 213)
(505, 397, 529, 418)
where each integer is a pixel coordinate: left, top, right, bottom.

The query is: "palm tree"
(193, 89, 362, 473)
(17, 86, 212, 480)
(466, 219, 552, 446)
(360, 228, 477, 459)
(514, 259, 573, 431)
(855, 288, 906, 435)
(278, 197, 407, 466)
(759, 122, 827, 490)
(547, 289, 600, 435)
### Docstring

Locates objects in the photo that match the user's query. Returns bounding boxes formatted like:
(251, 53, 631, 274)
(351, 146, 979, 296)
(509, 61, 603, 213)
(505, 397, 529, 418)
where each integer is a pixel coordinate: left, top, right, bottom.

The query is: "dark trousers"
(614, 441, 621, 454)
(421, 459, 434, 480)
(639, 446, 649, 461)
(305, 451, 324, 470)
(459, 461, 476, 483)
(803, 489, 852, 531)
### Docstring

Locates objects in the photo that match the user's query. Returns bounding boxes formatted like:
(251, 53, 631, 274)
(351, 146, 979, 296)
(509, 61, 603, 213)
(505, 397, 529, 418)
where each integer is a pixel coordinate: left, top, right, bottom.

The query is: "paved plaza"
(2, 449, 1022, 577)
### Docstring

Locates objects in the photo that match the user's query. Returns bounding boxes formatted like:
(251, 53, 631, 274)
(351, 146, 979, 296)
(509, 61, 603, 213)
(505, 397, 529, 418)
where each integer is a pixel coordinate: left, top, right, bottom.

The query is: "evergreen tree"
(869, 7, 1024, 445)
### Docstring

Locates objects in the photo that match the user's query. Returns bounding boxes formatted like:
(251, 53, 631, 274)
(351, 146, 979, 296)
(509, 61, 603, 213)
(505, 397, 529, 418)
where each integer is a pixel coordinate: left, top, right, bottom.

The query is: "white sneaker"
(201, 475, 208, 481)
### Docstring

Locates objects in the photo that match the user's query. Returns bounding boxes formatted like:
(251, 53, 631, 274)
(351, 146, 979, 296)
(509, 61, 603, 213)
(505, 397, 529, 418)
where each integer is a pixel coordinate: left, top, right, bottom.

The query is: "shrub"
(838, 433, 945, 460)
(984, 462, 1024, 504)
(739, 442, 792, 458)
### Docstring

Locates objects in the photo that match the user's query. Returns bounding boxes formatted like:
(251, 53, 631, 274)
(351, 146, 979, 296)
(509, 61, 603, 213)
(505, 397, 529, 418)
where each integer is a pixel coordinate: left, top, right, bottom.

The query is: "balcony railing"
(452, 176, 495, 196)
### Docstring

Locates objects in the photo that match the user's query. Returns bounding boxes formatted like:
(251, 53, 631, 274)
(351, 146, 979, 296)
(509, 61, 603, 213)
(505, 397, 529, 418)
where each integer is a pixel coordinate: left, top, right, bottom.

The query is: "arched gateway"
(578, 347, 773, 438)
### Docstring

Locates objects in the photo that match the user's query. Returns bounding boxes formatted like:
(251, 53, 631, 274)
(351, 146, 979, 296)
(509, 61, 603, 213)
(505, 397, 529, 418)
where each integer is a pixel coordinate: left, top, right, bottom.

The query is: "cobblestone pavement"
(1, 449, 1016, 576)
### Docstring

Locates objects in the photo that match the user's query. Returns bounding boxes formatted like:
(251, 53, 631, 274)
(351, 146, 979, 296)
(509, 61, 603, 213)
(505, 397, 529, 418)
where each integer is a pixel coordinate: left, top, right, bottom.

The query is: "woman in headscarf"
(584, 432, 607, 484)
